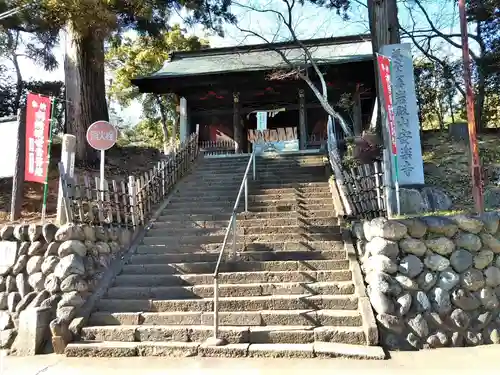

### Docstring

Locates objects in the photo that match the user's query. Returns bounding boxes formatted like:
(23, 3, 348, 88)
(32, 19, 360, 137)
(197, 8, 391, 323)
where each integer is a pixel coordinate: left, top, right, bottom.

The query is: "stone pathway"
(1, 346, 498, 375)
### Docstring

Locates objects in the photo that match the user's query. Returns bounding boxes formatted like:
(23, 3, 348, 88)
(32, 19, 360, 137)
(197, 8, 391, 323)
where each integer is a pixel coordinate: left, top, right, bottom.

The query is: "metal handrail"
(210, 149, 256, 344)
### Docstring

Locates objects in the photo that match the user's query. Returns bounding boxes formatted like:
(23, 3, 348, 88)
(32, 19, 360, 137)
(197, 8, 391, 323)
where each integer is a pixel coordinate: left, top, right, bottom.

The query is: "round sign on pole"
(86, 121, 117, 151)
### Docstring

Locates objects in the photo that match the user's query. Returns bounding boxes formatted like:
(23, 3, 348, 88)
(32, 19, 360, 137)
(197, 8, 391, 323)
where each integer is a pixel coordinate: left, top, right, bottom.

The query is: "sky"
(10, 0, 466, 126)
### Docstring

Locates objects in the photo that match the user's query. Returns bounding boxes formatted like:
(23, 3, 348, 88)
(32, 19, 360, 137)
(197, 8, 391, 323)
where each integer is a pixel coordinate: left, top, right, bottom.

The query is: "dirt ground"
(0, 142, 164, 225)
(422, 132, 500, 211)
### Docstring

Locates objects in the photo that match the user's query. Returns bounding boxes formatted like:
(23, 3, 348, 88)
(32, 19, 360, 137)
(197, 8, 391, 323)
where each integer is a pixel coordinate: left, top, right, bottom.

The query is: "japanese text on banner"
(24, 93, 52, 183)
(377, 54, 397, 157)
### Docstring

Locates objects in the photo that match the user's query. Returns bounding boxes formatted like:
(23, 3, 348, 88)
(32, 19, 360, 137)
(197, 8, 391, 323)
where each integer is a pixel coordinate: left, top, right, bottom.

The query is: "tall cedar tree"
(2, 0, 234, 164)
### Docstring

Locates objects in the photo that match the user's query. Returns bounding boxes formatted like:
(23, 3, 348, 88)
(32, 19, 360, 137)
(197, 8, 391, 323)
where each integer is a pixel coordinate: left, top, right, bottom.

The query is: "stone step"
(136, 240, 344, 254)
(248, 186, 331, 194)
(189, 169, 327, 181)
(141, 232, 342, 246)
(248, 204, 335, 213)
(146, 224, 340, 237)
(88, 309, 362, 327)
(168, 192, 332, 204)
(79, 325, 365, 345)
(113, 269, 353, 287)
(120, 259, 350, 275)
(151, 217, 339, 230)
(167, 196, 332, 208)
(95, 294, 359, 313)
(156, 205, 334, 216)
(165, 201, 244, 210)
(241, 225, 340, 235)
(238, 210, 336, 219)
(201, 160, 326, 170)
(129, 250, 346, 265)
(65, 340, 385, 359)
(176, 186, 330, 198)
(105, 281, 354, 299)
(157, 210, 336, 222)
(181, 181, 330, 190)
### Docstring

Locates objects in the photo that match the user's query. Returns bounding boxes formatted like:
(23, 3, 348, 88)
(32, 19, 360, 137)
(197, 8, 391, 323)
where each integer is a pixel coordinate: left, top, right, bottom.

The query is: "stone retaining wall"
(352, 212, 500, 350)
(0, 223, 132, 353)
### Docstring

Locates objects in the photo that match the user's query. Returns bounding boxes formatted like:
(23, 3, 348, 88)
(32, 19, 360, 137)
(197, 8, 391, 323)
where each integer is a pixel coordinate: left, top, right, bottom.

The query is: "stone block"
(11, 306, 52, 355)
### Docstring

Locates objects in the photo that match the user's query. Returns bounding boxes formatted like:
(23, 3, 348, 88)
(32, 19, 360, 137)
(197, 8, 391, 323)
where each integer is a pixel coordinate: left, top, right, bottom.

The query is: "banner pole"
(41, 98, 56, 223)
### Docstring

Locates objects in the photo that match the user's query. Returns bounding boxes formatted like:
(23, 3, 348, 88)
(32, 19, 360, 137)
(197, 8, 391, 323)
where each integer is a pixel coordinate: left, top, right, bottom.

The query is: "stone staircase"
(65, 153, 382, 359)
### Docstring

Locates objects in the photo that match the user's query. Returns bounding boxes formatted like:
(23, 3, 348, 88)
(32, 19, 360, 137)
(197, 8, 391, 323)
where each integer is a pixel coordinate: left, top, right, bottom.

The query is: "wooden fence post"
(128, 176, 138, 227)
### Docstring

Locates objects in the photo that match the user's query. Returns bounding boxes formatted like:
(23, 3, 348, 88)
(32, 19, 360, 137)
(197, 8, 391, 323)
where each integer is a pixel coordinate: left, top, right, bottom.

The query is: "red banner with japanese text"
(25, 93, 52, 183)
(377, 54, 397, 157)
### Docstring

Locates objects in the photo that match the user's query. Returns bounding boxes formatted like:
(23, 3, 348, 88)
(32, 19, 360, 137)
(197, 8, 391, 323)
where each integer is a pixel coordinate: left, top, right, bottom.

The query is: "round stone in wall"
(478, 287, 499, 310)
(421, 216, 458, 238)
(451, 288, 481, 311)
(449, 308, 470, 330)
(454, 232, 482, 252)
(461, 269, 485, 292)
(398, 255, 424, 278)
(417, 270, 437, 291)
(414, 290, 431, 312)
(395, 274, 419, 291)
(367, 218, 407, 241)
(484, 266, 500, 287)
(474, 250, 495, 269)
(425, 237, 455, 256)
(424, 253, 450, 271)
(368, 288, 395, 315)
(408, 314, 429, 338)
(452, 215, 484, 234)
(366, 237, 399, 259)
(437, 268, 460, 291)
(364, 255, 398, 274)
(450, 249, 473, 273)
(396, 293, 412, 316)
(429, 287, 452, 315)
(398, 218, 427, 238)
(479, 233, 500, 253)
(399, 238, 427, 257)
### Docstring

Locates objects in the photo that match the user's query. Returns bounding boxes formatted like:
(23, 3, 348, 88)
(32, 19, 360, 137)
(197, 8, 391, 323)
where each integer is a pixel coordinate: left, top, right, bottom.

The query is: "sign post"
(41, 98, 56, 222)
(86, 121, 117, 201)
(377, 53, 401, 216)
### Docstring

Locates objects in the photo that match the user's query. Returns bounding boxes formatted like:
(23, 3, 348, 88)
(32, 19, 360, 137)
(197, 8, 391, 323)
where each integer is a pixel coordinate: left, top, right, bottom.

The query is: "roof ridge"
(169, 34, 372, 61)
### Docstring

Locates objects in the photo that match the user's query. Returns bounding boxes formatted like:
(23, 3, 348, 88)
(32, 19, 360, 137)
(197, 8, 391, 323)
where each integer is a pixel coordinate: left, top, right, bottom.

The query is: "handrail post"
(213, 276, 219, 340)
(244, 177, 248, 212)
(232, 215, 237, 257)
(252, 152, 256, 180)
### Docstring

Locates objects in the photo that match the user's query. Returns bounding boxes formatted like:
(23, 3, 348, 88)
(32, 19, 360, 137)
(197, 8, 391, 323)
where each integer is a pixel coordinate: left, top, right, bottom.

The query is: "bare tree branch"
(232, 0, 353, 136)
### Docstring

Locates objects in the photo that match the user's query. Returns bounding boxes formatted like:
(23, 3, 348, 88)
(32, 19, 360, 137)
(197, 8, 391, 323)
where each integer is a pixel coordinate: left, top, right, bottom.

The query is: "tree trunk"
(64, 23, 109, 166)
(436, 96, 444, 131)
(155, 95, 170, 154)
(7, 31, 23, 113)
(448, 92, 455, 124)
(12, 55, 23, 113)
(367, 0, 401, 137)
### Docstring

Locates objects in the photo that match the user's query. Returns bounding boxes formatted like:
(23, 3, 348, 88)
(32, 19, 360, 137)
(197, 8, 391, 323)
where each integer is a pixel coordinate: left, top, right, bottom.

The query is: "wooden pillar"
(172, 94, 179, 144)
(179, 97, 188, 142)
(353, 85, 363, 136)
(298, 89, 306, 150)
(233, 92, 241, 153)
